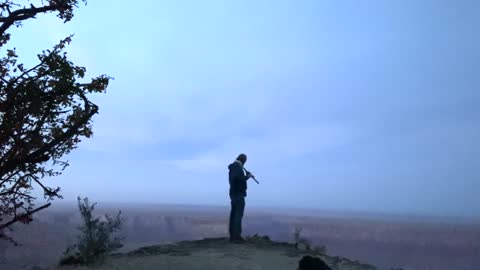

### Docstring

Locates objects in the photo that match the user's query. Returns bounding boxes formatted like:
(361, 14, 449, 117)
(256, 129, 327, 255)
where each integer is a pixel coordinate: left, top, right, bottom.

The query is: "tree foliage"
(0, 0, 110, 240)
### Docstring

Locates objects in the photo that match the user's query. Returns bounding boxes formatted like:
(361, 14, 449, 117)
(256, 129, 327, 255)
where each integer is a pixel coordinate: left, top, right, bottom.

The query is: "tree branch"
(0, 172, 35, 197)
(0, 202, 51, 230)
(0, 4, 60, 35)
(0, 102, 96, 178)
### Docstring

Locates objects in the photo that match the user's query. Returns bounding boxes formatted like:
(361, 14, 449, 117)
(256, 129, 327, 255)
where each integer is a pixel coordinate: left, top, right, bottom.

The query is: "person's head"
(236, 153, 247, 165)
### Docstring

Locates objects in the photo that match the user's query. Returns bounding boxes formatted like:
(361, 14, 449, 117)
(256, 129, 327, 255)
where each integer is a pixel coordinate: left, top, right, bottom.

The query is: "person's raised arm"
(232, 163, 250, 182)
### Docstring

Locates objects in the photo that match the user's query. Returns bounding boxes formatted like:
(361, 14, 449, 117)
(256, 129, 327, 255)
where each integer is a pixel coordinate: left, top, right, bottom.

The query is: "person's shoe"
(232, 236, 246, 244)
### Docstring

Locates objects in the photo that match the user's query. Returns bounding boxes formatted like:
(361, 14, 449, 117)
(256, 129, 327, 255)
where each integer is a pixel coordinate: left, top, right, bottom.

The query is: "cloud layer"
(12, 0, 479, 218)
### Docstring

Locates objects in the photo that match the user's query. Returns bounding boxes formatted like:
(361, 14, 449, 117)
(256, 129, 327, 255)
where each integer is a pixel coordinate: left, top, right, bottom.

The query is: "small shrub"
(59, 197, 124, 266)
(293, 227, 303, 249)
(314, 245, 328, 255)
(298, 237, 311, 250)
(293, 226, 313, 250)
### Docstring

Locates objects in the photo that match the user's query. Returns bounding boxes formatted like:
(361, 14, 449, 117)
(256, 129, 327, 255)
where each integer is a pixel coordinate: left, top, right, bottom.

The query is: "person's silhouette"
(228, 153, 254, 243)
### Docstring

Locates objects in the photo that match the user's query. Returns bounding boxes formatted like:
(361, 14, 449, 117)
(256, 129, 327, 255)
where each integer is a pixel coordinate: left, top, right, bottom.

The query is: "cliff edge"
(58, 235, 377, 270)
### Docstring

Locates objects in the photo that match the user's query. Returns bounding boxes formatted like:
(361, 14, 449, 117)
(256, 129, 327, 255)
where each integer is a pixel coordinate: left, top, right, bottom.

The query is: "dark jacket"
(228, 160, 249, 197)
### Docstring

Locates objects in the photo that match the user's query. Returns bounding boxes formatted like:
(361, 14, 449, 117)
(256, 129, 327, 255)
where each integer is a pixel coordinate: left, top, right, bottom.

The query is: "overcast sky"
(9, 0, 479, 218)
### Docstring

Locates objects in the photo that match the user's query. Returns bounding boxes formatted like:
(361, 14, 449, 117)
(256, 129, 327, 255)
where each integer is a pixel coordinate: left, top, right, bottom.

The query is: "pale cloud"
(164, 157, 226, 173)
(154, 123, 355, 173)
(17, 0, 479, 218)
(79, 86, 282, 154)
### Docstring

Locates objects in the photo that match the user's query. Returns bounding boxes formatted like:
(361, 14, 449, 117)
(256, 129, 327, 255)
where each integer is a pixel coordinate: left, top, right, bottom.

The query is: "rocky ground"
(57, 235, 376, 270)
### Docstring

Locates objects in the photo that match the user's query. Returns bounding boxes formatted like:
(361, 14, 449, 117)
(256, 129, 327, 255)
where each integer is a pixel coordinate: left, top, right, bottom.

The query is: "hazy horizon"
(44, 199, 480, 224)
(6, 201, 480, 270)
(8, 0, 479, 218)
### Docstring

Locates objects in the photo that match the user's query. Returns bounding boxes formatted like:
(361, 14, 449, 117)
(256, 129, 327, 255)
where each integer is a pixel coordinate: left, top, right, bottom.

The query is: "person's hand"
(247, 171, 254, 179)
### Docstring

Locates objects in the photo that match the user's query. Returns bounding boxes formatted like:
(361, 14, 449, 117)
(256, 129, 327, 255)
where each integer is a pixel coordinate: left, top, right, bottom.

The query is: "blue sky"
(8, 0, 479, 218)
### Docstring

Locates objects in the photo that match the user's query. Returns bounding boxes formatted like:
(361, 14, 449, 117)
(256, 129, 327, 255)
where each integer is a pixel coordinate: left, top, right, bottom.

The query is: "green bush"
(299, 237, 311, 250)
(293, 227, 312, 250)
(59, 197, 124, 266)
(293, 227, 303, 249)
(293, 226, 328, 254)
(313, 245, 328, 255)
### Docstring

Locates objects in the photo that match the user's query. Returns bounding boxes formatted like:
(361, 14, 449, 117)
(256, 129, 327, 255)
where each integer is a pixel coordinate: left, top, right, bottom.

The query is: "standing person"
(228, 153, 254, 243)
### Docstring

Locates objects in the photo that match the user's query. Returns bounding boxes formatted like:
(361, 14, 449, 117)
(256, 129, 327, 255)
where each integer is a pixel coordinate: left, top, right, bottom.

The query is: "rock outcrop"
(298, 255, 332, 270)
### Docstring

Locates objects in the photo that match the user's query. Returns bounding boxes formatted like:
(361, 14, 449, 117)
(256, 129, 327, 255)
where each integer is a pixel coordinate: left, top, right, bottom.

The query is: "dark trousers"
(228, 195, 245, 240)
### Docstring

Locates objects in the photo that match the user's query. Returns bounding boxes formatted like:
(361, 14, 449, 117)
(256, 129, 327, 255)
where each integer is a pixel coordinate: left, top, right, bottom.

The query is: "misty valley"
(1, 203, 479, 270)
